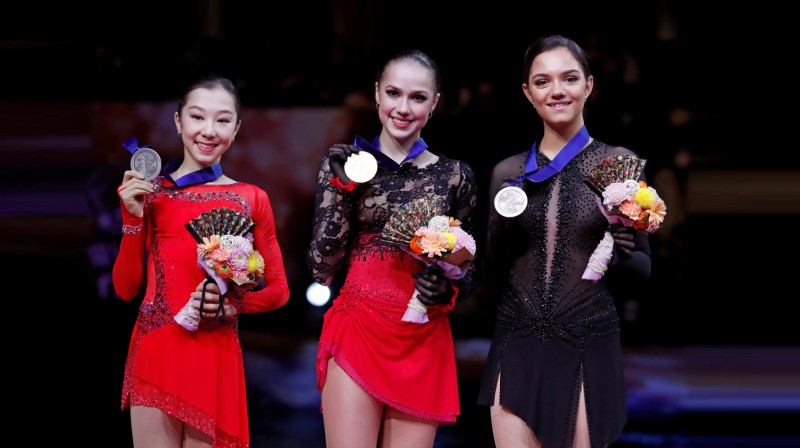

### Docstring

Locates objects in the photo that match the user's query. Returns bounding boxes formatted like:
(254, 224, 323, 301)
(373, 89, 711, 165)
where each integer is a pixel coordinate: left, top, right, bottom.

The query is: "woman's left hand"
(610, 225, 636, 259)
(412, 264, 455, 306)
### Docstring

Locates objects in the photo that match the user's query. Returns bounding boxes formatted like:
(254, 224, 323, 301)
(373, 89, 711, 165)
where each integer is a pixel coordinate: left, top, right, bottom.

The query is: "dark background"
(3, 1, 799, 446)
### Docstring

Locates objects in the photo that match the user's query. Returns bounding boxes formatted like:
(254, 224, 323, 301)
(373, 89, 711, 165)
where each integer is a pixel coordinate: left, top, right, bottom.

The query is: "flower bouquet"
(174, 207, 266, 331)
(582, 154, 667, 282)
(381, 196, 477, 324)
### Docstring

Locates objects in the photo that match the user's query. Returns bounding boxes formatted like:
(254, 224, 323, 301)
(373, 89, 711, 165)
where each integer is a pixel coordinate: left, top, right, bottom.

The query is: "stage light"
(306, 282, 331, 307)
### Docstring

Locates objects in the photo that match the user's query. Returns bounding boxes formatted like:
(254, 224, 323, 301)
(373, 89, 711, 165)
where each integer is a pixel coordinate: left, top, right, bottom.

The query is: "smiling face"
(174, 86, 241, 168)
(522, 46, 593, 132)
(375, 59, 439, 146)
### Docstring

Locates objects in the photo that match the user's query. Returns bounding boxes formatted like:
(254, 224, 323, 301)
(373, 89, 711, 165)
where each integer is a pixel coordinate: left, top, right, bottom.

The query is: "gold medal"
(344, 151, 378, 183)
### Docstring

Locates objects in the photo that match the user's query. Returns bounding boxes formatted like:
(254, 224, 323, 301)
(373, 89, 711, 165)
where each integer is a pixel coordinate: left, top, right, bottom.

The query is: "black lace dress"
(477, 139, 651, 447)
(308, 150, 478, 422)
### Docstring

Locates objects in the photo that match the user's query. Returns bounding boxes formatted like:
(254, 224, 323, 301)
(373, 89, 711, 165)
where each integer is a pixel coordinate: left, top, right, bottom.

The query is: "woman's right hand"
(328, 143, 359, 182)
(118, 170, 155, 217)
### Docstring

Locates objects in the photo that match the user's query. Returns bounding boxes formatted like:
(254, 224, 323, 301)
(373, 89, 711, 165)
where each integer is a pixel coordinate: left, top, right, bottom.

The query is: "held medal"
(130, 146, 162, 181)
(493, 185, 528, 218)
(344, 151, 378, 183)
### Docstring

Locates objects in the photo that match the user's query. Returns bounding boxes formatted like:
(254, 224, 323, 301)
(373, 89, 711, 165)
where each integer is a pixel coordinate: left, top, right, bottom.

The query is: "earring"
(429, 109, 434, 119)
(376, 103, 380, 109)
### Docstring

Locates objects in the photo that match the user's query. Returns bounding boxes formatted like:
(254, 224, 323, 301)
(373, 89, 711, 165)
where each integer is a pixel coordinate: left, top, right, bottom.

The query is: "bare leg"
(321, 358, 384, 448)
(183, 424, 213, 448)
(130, 405, 183, 448)
(489, 373, 542, 448)
(572, 382, 590, 448)
(379, 406, 438, 448)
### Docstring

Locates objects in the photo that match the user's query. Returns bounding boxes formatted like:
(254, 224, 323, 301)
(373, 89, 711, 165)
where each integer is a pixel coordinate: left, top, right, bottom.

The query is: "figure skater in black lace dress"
(307, 48, 478, 448)
(477, 34, 652, 448)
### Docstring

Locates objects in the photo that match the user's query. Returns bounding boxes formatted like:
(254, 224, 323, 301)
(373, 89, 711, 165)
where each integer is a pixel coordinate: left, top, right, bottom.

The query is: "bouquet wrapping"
(582, 154, 666, 282)
(381, 197, 477, 324)
(174, 208, 266, 331)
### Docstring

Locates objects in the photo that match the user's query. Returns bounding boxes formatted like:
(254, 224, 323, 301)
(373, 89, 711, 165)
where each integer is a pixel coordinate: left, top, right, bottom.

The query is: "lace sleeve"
(450, 160, 479, 301)
(307, 154, 356, 286)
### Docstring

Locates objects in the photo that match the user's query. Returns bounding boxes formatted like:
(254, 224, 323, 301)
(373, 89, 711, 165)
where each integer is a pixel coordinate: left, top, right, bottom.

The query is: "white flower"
(427, 215, 451, 233)
(623, 179, 640, 197)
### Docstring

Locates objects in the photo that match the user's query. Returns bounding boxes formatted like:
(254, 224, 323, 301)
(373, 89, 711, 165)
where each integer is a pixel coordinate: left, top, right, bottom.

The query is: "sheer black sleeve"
(451, 160, 479, 301)
(306, 154, 356, 286)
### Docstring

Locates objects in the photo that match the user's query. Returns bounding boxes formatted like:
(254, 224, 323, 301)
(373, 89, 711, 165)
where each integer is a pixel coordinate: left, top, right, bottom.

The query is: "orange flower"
(646, 198, 667, 228)
(409, 236, 425, 255)
(633, 213, 649, 231)
(214, 263, 233, 278)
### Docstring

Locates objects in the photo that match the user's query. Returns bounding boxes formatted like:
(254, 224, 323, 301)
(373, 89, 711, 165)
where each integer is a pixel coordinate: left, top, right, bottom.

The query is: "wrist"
(331, 176, 358, 192)
(120, 203, 144, 236)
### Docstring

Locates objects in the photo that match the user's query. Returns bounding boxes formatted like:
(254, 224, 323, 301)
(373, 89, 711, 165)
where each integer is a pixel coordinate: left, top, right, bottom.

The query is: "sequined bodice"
(487, 140, 645, 338)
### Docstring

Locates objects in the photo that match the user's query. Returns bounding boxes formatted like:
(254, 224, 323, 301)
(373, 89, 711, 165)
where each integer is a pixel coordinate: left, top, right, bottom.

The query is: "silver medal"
(130, 147, 162, 181)
(493, 185, 528, 218)
(344, 151, 378, 183)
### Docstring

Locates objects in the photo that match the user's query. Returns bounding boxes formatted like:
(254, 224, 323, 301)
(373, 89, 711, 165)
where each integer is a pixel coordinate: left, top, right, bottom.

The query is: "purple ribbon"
(162, 158, 224, 188)
(122, 136, 152, 154)
(512, 126, 590, 185)
(353, 135, 428, 170)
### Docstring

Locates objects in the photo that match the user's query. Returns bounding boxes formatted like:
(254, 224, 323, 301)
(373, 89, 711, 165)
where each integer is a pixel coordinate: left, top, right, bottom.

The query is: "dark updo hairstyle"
(177, 75, 241, 121)
(522, 34, 592, 84)
(377, 48, 442, 96)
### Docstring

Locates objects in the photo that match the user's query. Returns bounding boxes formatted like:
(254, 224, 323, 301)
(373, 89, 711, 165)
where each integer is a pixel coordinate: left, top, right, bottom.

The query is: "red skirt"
(316, 250, 460, 423)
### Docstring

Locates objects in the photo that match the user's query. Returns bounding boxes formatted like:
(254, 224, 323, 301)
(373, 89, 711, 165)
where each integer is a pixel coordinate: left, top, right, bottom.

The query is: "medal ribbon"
(353, 135, 427, 170)
(162, 157, 224, 188)
(512, 126, 590, 185)
(122, 136, 153, 154)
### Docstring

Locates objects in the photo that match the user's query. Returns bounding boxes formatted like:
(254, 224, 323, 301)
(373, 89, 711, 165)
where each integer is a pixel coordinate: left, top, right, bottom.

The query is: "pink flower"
(449, 226, 476, 255)
(419, 232, 450, 257)
(602, 182, 629, 207)
(228, 248, 250, 270)
(208, 248, 230, 263)
(618, 199, 643, 220)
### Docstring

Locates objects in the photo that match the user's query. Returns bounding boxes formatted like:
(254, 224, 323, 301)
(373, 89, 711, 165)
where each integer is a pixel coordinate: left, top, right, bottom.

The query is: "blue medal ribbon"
(511, 126, 590, 185)
(161, 157, 224, 188)
(353, 135, 428, 171)
(122, 136, 153, 154)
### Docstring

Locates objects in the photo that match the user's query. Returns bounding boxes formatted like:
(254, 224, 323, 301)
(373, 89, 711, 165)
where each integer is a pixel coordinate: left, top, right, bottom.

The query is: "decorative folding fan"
(381, 196, 476, 324)
(584, 154, 647, 197)
(381, 196, 446, 247)
(582, 154, 666, 284)
(185, 207, 255, 244)
(175, 207, 262, 332)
